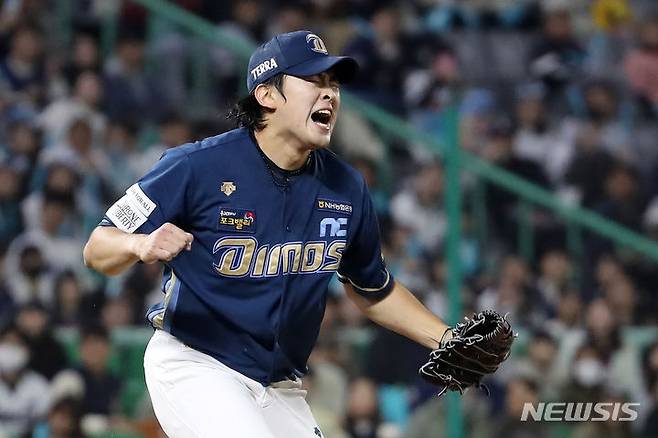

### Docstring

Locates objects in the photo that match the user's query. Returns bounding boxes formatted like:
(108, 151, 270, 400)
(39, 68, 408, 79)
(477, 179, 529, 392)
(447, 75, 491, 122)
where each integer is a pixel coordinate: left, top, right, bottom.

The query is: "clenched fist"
(136, 222, 194, 264)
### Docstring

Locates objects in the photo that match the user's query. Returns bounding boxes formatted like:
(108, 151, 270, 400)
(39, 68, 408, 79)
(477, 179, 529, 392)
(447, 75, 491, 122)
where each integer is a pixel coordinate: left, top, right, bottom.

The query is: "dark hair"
(227, 75, 286, 131)
(80, 323, 110, 343)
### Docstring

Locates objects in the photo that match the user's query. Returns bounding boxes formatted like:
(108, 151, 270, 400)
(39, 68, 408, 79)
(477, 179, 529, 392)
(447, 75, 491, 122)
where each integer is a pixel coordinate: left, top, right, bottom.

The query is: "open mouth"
(311, 109, 332, 130)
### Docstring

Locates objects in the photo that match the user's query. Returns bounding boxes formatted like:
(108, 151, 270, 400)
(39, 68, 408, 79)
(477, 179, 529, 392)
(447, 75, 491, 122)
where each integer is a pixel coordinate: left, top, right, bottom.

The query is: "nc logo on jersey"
(218, 208, 256, 233)
(221, 181, 236, 196)
(320, 217, 347, 237)
(306, 34, 328, 55)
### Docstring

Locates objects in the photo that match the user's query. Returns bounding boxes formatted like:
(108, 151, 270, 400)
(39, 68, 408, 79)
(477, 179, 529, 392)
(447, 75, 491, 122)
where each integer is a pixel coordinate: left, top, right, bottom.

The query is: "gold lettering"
(266, 244, 282, 276)
(321, 240, 345, 272)
(213, 238, 256, 277)
(281, 243, 302, 274)
(252, 245, 268, 277)
(301, 242, 325, 272)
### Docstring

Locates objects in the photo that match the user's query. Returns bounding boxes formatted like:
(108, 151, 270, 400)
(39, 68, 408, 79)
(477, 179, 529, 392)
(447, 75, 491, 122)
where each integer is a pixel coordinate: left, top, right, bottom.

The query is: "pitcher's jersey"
(101, 127, 393, 385)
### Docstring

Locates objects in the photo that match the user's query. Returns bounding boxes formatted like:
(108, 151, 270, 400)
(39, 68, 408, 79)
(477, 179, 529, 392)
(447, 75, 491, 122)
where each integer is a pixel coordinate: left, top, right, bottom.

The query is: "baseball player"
(83, 31, 452, 437)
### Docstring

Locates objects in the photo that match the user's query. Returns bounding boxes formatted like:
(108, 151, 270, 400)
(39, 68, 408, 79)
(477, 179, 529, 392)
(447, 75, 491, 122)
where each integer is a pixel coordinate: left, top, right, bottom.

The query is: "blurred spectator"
(39, 117, 108, 177)
(0, 161, 24, 244)
(61, 32, 102, 88)
(101, 295, 135, 329)
(36, 120, 112, 233)
(404, 43, 460, 112)
(365, 325, 427, 385)
(38, 70, 107, 146)
(642, 342, 658, 397)
(572, 391, 635, 438)
(31, 396, 85, 438)
(3, 120, 42, 190)
(104, 119, 142, 197)
(5, 244, 54, 307)
(303, 365, 349, 438)
(483, 118, 552, 249)
(512, 82, 576, 184)
(135, 112, 192, 176)
(642, 379, 658, 437)
(584, 0, 634, 80)
(350, 157, 389, 218)
(15, 303, 68, 380)
(535, 249, 572, 317)
(0, 323, 50, 436)
(54, 324, 122, 418)
(343, 3, 407, 113)
(51, 271, 89, 329)
(491, 376, 553, 438)
(22, 162, 81, 236)
(595, 162, 648, 231)
(6, 191, 84, 276)
(529, 3, 585, 110)
(103, 31, 168, 122)
(389, 161, 445, 255)
(602, 277, 637, 325)
(564, 123, 616, 207)
(545, 289, 583, 337)
(504, 330, 563, 400)
(344, 377, 386, 438)
(579, 80, 632, 165)
(0, 22, 46, 109)
(477, 255, 535, 325)
(76, 324, 122, 416)
(623, 15, 658, 117)
(403, 387, 491, 438)
(458, 88, 496, 155)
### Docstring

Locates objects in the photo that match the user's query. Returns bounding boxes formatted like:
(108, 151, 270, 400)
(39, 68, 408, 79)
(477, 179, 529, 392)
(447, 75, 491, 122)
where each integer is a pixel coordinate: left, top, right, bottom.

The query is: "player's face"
(278, 71, 340, 149)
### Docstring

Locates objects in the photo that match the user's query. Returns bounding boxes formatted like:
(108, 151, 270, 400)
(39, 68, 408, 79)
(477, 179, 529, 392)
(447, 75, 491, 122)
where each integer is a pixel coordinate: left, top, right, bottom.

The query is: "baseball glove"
(419, 310, 515, 396)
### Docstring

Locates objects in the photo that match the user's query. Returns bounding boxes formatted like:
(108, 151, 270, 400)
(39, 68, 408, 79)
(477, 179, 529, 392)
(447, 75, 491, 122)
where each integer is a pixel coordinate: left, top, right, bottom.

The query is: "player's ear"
(254, 83, 279, 111)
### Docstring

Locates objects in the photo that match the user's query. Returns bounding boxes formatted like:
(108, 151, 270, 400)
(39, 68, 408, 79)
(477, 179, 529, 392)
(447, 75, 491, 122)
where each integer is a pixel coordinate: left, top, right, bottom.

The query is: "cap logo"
(306, 33, 328, 55)
(250, 57, 279, 81)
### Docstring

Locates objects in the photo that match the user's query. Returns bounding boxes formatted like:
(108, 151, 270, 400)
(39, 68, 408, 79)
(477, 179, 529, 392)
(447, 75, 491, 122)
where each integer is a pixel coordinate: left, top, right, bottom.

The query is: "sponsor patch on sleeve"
(317, 198, 352, 215)
(126, 183, 157, 217)
(105, 184, 157, 233)
(105, 194, 149, 233)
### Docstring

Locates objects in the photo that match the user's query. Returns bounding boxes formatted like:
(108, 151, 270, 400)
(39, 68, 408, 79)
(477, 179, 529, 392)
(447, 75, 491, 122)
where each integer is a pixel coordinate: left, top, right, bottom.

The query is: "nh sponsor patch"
(105, 183, 156, 233)
(317, 199, 352, 215)
(218, 208, 256, 233)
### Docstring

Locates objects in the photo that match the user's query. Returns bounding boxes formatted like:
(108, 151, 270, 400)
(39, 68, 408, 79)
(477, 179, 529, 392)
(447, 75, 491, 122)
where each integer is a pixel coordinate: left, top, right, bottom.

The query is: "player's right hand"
(136, 222, 194, 264)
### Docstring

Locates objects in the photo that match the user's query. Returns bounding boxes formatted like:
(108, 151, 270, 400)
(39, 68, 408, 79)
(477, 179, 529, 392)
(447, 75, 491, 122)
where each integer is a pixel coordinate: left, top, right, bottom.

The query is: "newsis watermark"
(520, 402, 640, 422)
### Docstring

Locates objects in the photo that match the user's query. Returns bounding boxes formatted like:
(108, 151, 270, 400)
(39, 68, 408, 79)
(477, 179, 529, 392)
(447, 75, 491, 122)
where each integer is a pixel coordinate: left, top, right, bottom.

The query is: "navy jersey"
(101, 128, 393, 385)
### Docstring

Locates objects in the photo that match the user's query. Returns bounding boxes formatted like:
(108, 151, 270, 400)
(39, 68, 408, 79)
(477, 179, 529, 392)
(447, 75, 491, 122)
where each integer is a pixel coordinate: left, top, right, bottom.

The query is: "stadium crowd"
(0, 0, 657, 437)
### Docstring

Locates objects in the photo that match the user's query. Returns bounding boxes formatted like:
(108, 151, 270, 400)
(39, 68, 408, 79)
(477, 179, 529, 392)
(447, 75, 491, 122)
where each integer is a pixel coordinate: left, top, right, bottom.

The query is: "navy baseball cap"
(247, 30, 358, 93)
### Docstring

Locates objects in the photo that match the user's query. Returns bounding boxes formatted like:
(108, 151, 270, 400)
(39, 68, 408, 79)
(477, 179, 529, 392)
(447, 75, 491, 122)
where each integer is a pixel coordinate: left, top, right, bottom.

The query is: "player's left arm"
(338, 175, 449, 349)
(344, 281, 448, 350)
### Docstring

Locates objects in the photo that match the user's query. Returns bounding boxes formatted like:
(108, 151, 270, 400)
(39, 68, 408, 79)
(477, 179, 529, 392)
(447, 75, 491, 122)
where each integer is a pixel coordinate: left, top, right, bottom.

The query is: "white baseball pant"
(144, 329, 323, 438)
